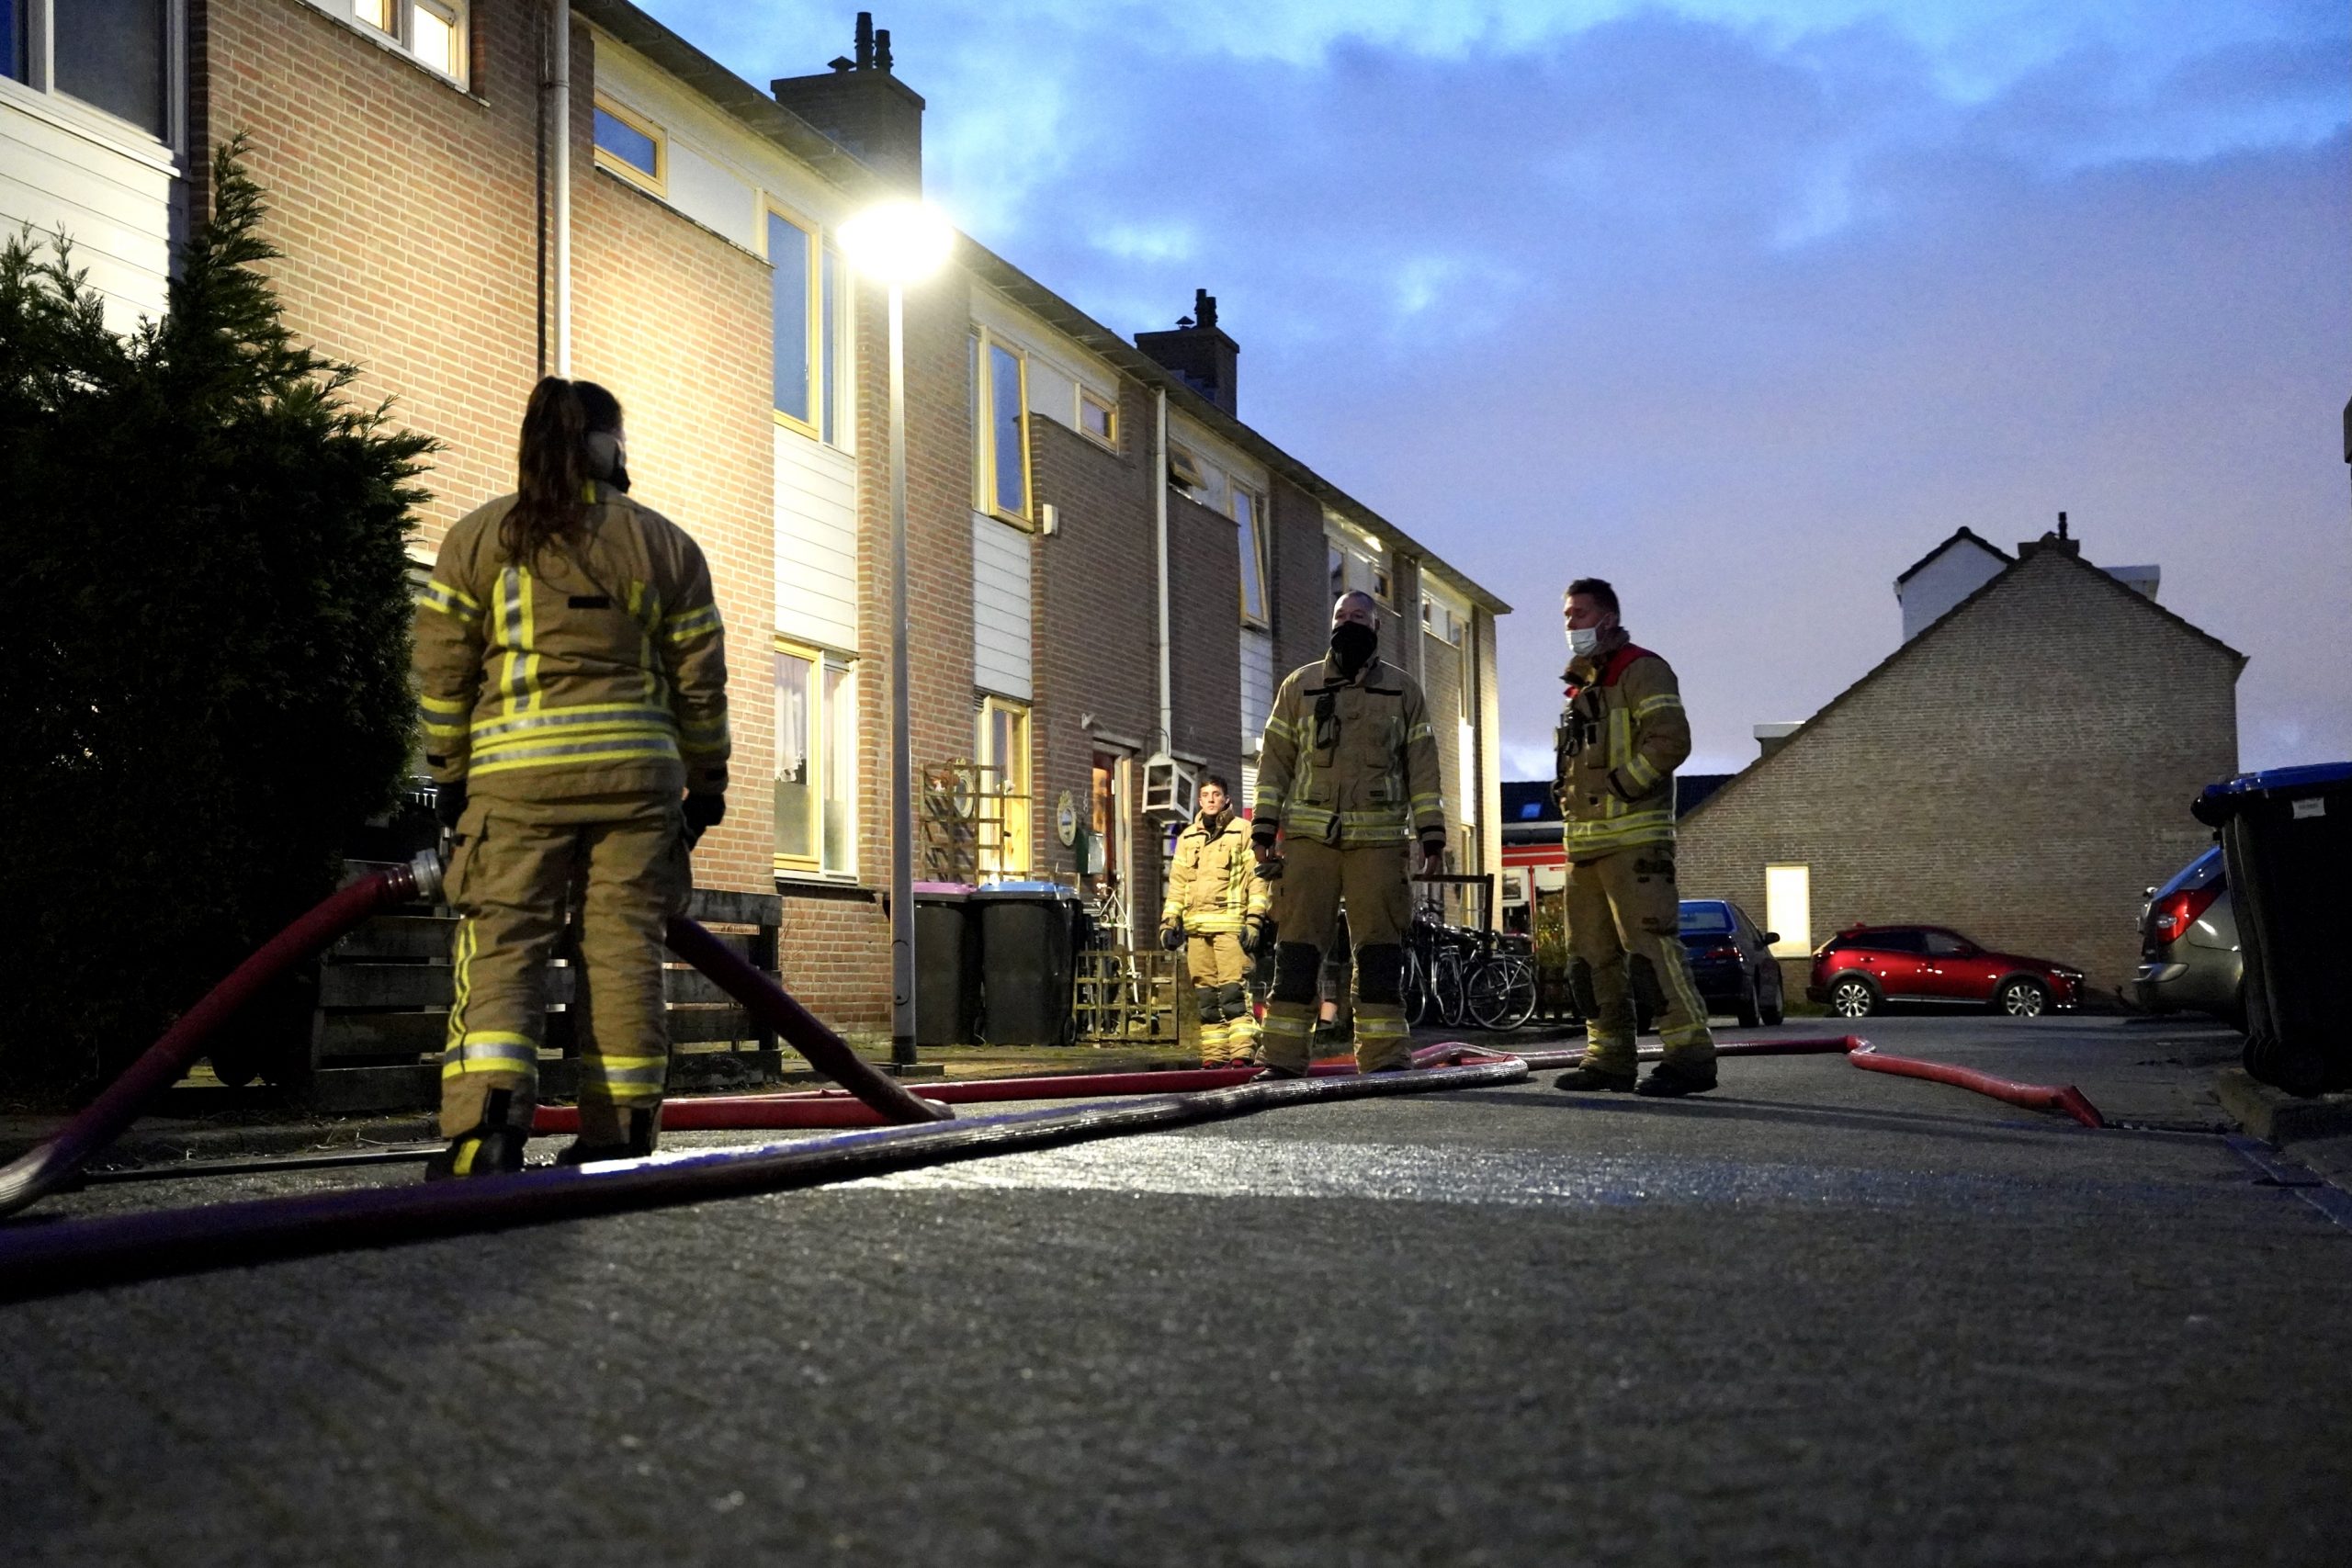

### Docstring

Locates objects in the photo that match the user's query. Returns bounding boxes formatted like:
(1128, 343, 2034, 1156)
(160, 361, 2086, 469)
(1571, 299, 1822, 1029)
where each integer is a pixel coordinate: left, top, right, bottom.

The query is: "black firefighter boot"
(557, 1107, 659, 1167)
(424, 1089, 530, 1180)
(1555, 1061, 1637, 1093)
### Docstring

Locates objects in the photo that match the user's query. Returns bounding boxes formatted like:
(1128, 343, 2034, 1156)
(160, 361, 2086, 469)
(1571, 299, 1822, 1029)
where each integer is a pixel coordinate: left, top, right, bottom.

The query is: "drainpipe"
(1154, 386, 1172, 752)
(548, 0, 572, 376)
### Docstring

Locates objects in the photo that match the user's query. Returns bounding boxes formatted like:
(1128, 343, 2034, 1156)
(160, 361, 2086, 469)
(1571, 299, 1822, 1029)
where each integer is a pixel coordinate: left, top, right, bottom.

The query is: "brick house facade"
(75, 0, 1509, 1042)
(1677, 536, 2243, 996)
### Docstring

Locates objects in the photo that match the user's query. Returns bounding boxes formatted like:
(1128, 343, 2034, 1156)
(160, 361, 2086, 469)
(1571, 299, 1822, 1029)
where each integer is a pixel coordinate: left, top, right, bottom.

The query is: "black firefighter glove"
(1159, 920, 1185, 952)
(1240, 917, 1268, 956)
(434, 779, 468, 832)
(684, 791, 727, 849)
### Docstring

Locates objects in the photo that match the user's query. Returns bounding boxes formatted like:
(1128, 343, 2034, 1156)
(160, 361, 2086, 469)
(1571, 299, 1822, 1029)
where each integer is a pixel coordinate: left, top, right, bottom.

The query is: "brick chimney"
(771, 13, 926, 195)
(1136, 288, 1240, 415)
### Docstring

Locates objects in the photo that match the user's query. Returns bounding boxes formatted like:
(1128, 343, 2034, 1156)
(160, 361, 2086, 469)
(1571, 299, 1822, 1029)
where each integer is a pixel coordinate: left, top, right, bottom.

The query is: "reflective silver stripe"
(469, 735, 682, 774)
(441, 1035, 539, 1076)
(662, 603, 722, 642)
(421, 581, 480, 621)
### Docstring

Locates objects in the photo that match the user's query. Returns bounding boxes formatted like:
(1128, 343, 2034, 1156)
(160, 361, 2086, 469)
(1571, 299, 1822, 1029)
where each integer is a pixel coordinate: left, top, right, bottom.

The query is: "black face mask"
(1329, 621, 1377, 675)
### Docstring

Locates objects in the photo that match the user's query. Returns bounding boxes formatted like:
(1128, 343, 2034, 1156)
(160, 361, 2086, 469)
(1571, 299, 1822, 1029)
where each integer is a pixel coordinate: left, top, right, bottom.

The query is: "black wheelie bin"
(972, 882, 1080, 1048)
(2192, 763, 2352, 1096)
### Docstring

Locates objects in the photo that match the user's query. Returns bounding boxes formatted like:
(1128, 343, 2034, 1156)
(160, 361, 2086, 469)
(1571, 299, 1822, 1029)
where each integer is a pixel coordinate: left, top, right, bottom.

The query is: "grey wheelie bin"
(972, 882, 1081, 1048)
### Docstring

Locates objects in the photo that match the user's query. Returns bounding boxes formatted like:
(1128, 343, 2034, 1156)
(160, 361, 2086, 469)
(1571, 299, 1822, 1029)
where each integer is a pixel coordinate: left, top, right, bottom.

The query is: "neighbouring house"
(1676, 523, 2241, 998)
(6, 0, 1509, 1038)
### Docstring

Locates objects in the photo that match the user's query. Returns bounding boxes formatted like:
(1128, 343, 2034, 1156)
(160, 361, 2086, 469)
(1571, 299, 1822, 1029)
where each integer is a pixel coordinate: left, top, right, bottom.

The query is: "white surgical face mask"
(1566, 625, 1602, 659)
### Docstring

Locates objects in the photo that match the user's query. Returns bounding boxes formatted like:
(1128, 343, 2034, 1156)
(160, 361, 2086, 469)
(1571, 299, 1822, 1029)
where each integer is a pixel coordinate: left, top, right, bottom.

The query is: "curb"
(2212, 1068, 2352, 1195)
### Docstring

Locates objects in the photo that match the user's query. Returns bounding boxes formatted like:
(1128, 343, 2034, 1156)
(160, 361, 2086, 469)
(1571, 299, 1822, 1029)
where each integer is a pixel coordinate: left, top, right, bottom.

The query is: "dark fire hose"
(0, 852, 947, 1220)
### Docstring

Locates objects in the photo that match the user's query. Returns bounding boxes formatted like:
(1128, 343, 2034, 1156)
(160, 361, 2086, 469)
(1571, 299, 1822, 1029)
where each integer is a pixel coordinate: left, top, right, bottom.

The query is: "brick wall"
(1676, 549, 2242, 993)
(199, 0, 544, 541)
(1268, 476, 1329, 680)
(1167, 491, 1244, 788)
(1030, 389, 1158, 908)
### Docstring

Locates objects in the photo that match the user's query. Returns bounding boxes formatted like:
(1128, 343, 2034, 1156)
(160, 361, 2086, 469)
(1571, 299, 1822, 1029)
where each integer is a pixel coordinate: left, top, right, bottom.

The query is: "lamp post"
(838, 199, 956, 1069)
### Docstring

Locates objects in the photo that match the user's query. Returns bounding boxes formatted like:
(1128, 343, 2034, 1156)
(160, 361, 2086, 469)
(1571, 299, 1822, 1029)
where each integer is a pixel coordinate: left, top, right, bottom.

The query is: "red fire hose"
(0, 854, 441, 1219)
(0, 852, 947, 1219)
(1849, 1041, 2106, 1128)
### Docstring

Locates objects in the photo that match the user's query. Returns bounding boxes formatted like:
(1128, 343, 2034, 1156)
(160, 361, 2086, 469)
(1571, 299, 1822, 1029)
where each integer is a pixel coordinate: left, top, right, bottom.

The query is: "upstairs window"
(1234, 485, 1268, 626)
(970, 332, 1031, 524)
(311, 0, 467, 88)
(594, 96, 663, 193)
(1080, 389, 1117, 449)
(766, 208, 843, 446)
(10, 0, 180, 140)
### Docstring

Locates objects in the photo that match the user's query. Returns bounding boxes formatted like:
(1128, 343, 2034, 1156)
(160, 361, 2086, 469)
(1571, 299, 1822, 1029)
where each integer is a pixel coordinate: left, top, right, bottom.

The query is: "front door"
(1090, 750, 1136, 944)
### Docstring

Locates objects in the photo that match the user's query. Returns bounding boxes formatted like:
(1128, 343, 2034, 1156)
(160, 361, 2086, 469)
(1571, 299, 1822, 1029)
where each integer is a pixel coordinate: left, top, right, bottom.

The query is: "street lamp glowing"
(838, 200, 955, 287)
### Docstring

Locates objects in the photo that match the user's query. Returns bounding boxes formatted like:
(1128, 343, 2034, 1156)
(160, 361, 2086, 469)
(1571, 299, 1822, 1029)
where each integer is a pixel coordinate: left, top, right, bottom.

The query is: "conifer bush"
(0, 141, 433, 1100)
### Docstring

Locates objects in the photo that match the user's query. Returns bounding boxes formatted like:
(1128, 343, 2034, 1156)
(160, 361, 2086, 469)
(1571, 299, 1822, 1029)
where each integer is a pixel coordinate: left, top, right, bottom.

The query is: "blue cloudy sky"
(653, 0, 2347, 777)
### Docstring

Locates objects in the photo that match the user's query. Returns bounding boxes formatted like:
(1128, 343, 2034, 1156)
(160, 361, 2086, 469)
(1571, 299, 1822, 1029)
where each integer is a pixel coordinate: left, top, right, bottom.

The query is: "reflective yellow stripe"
(441, 1032, 540, 1077)
(1623, 755, 1660, 790)
(420, 580, 481, 622)
(1633, 694, 1681, 718)
(661, 603, 722, 643)
(469, 702, 677, 744)
(445, 919, 477, 1048)
(419, 692, 469, 716)
(468, 737, 683, 777)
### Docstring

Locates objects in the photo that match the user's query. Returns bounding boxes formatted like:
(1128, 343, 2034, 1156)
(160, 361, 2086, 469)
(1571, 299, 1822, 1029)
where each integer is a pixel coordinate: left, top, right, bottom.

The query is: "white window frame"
(1233, 483, 1270, 627)
(763, 200, 821, 437)
(298, 0, 469, 89)
(5, 0, 189, 152)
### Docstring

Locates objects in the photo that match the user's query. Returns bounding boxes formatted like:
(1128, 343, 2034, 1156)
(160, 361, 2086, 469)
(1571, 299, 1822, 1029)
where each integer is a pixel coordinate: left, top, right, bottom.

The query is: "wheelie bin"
(912, 883, 980, 1046)
(2192, 762, 2352, 1096)
(972, 882, 1080, 1047)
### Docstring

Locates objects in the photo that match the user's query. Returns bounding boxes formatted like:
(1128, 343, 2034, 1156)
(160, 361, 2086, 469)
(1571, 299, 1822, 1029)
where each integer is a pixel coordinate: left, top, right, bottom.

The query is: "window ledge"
(775, 874, 876, 903)
(0, 77, 179, 173)
(288, 0, 480, 101)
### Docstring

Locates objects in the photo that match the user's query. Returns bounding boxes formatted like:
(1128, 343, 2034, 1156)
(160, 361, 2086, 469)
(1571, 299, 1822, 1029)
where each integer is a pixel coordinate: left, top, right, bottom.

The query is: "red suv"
(1808, 925, 2085, 1018)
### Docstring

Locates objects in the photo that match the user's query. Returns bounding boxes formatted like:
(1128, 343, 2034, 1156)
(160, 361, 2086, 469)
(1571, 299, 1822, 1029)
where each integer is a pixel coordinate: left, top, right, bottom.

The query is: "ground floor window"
(775, 640, 856, 877)
(977, 694, 1032, 877)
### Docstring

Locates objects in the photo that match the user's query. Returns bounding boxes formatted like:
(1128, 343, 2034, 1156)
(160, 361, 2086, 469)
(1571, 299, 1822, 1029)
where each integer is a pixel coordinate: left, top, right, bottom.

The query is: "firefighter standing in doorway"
(413, 377, 731, 1176)
(1251, 591, 1446, 1076)
(1160, 775, 1270, 1067)
(1551, 577, 1717, 1097)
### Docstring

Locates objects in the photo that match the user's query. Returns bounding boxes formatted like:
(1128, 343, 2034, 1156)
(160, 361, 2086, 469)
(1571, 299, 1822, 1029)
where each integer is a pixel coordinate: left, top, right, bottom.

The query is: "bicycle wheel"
(1467, 957, 1538, 1032)
(1400, 944, 1429, 1029)
(1430, 950, 1467, 1028)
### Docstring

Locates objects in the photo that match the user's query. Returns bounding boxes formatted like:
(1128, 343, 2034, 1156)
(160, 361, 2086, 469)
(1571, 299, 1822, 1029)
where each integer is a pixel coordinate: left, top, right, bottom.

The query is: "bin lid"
(971, 880, 1076, 898)
(2193, 761, 2352, 825)
(912, 881, 976, 897)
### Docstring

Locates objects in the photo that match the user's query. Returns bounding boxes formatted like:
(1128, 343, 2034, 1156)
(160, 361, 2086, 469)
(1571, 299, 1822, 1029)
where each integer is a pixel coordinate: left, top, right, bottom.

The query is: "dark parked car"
(2132, 845, 2243, 1027)
(1808, 925, 2085, 1019)
(1679, 898, 1786, 1027)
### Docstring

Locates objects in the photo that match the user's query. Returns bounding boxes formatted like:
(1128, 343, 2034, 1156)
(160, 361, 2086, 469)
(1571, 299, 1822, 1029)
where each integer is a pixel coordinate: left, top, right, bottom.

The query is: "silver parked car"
(2133, 845, 2243, 1028)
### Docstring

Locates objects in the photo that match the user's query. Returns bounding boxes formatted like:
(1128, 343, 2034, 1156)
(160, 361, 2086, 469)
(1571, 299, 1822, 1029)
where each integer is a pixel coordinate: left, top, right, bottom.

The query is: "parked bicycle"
(1400, 901, 1537, 1032)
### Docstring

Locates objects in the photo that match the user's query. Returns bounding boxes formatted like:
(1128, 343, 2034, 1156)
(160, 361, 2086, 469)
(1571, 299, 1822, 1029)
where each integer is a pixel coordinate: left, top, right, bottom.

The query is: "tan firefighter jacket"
(1253, 653, 1445, 849)
(1162, 809, 1265, 935)
(413, 482, 731, 804)
(1554, 632, 1690, 862)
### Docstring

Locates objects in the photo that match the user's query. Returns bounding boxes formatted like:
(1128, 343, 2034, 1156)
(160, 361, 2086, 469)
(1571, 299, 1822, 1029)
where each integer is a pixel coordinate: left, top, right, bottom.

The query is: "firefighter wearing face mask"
(1160, 776, 1268, 1067)
(413, 376, 731, 1177)
(1250, 591, 1447, 1076)
(1551, 575, 1717, 1098)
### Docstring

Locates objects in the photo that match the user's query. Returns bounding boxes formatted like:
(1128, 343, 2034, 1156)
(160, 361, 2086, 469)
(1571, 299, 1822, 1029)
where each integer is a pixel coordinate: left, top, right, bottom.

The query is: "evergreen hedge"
(0, 141, 434, 1100)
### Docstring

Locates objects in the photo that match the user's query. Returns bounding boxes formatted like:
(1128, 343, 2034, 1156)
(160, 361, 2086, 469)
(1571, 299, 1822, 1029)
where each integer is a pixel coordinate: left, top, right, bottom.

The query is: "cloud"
(649, 0, 2349, 773)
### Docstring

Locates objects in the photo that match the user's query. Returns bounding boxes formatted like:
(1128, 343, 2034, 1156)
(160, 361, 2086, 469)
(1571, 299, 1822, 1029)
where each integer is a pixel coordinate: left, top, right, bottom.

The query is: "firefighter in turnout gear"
(1250, 592, 1447, 1076)
(1551, 577, 1717, 1098)
(413, 378, 731, 1175)
(1161, 776, 1269, 1067)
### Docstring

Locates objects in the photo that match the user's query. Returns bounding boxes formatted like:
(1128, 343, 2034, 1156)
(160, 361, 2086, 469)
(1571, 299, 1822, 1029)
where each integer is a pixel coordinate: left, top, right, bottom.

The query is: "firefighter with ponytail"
(413, 378, 730, 1176)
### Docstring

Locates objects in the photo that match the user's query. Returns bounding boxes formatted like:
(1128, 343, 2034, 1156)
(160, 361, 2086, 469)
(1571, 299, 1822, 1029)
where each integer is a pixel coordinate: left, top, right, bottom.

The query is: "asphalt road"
(6, 1014, 2349, 1566)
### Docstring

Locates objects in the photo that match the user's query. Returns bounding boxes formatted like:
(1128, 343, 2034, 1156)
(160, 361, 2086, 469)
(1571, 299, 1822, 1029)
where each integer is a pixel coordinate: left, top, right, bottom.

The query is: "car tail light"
(1701, 943, 1741, 961)
(2150, 884, 2221, 945)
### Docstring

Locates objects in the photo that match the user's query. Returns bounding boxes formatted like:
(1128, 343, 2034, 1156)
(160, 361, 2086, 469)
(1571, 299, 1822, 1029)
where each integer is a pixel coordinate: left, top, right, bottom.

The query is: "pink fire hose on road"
(1848, 1040, 2107, 1128)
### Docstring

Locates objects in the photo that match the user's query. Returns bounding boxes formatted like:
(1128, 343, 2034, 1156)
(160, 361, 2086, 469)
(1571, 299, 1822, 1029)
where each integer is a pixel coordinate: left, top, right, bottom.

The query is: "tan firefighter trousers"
(1262, 840, 1413, 1075)
(1565, 844, 1715, 1074)
(1186, 931, 1259, 1066)
(440, 791, 692, 1142)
